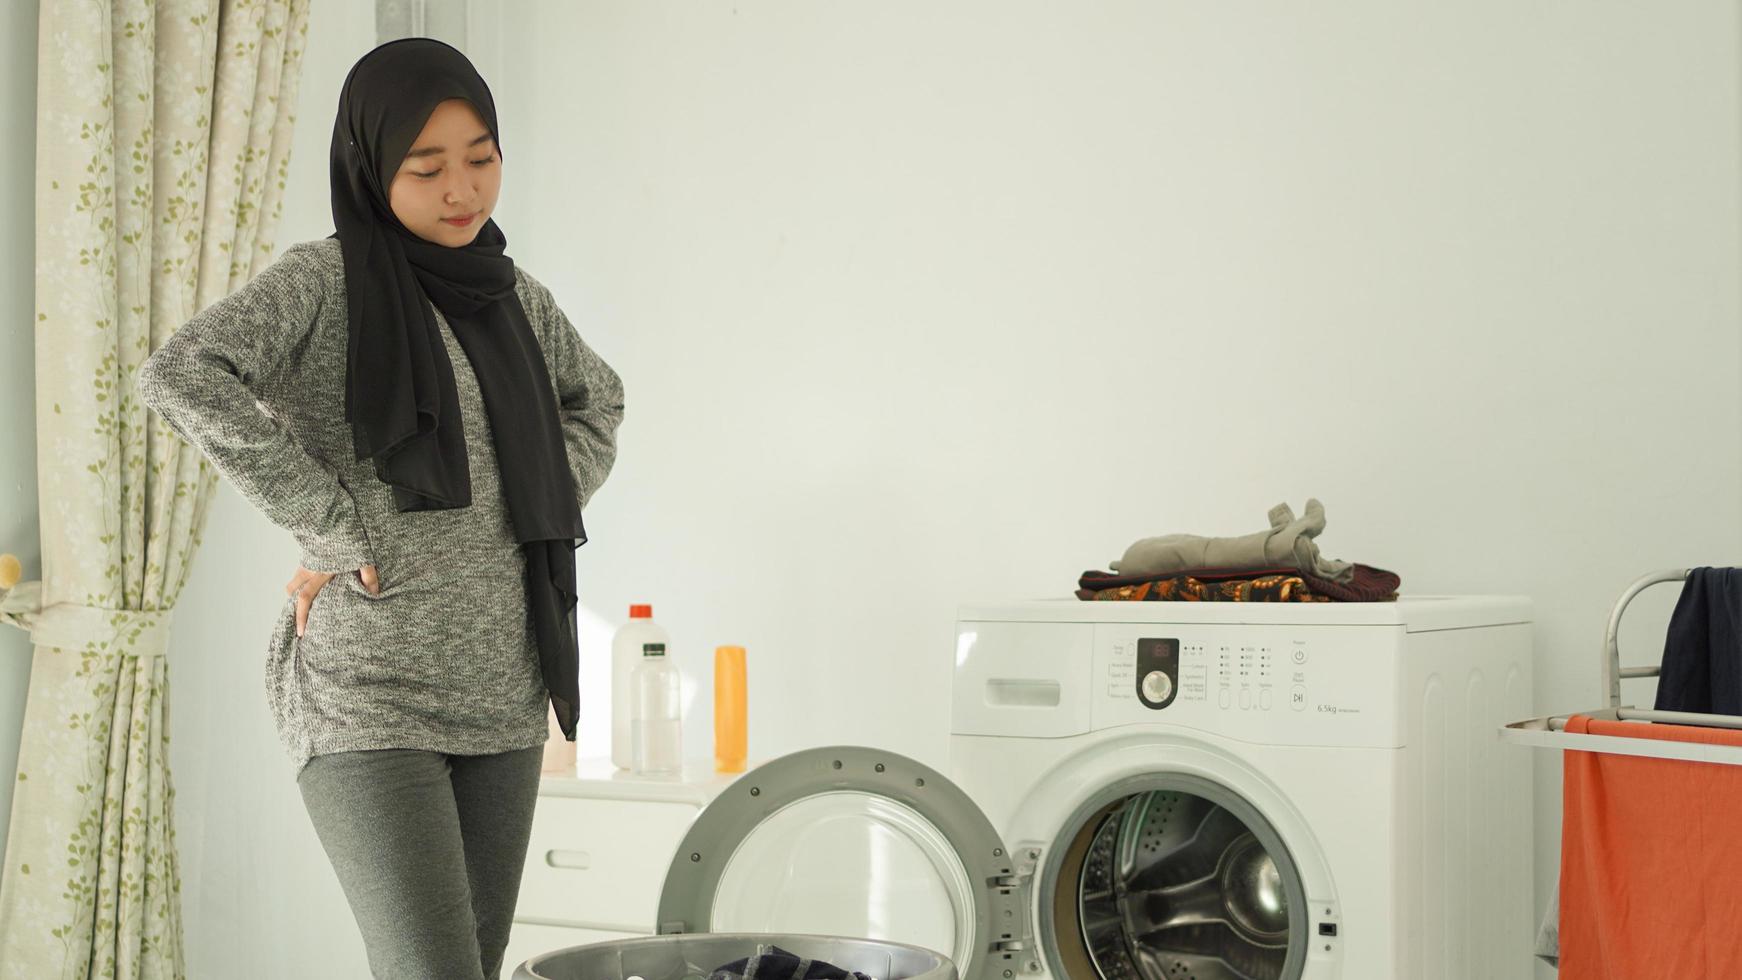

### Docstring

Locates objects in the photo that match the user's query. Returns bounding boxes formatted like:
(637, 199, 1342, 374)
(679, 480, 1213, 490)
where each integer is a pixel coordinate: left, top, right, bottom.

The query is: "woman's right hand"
(287, 563, 380, 637)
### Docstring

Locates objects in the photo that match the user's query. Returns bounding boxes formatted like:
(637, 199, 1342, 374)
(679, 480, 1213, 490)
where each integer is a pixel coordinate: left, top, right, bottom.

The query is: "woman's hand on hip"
(287, 563, 380, 636)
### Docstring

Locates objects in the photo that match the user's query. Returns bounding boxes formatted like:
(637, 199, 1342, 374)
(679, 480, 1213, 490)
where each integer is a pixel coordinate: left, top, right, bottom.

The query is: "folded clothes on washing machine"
(1075, 564, 1401, 602)
(1080, 569, 1329, 602)
(707, 945, 879, 980)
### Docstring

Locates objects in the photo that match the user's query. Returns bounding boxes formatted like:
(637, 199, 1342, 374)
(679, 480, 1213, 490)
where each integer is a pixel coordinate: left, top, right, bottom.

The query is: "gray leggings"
(296, 744, 545, 979)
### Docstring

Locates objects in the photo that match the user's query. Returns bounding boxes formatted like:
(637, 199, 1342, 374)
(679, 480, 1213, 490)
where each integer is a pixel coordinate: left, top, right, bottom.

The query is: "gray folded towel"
(1110, 498, 1355, 584)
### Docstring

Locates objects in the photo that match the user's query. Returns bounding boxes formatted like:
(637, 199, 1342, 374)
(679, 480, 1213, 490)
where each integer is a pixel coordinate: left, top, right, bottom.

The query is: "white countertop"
(537, 755, 757, 806)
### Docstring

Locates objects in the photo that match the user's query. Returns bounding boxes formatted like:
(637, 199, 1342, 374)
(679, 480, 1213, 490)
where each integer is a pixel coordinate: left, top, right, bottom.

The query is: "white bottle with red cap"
(612, 604, 669, 770)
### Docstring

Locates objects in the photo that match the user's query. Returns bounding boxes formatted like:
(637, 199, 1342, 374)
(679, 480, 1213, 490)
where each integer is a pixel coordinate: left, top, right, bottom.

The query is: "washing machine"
(945, 596, 1535, 980)
(533, 595, 1532, 980)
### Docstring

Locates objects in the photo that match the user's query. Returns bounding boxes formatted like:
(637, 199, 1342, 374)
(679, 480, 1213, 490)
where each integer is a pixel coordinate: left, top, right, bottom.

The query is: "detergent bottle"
(715, 645, 747, 773)
(631, 642, 682, 775)
(612, 604, 668, 770)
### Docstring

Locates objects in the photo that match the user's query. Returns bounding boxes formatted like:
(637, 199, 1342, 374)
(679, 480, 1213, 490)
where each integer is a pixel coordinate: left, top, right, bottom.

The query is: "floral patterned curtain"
(0, 0, 311, 973)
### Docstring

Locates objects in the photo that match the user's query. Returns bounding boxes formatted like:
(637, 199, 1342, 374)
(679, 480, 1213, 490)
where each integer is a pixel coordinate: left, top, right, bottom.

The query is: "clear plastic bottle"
(613, 604, 668, 770)
(631, 642, 682, 775)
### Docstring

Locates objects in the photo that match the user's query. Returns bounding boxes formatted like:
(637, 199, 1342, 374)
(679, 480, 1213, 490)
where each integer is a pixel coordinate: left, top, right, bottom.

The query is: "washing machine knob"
(1141, 670, 1173, 704)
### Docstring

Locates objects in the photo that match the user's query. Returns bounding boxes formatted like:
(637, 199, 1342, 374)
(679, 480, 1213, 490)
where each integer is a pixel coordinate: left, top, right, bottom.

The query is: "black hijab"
(329, 37, 586, 740)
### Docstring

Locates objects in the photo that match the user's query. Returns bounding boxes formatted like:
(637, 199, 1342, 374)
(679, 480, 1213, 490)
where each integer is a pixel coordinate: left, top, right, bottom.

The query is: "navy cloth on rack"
(707, 946, 878, 980)
(1652, 566, 1742, 715)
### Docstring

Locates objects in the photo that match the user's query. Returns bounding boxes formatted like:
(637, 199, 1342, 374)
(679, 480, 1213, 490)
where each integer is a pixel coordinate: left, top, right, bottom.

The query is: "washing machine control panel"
(1094, 624, 1402, 746)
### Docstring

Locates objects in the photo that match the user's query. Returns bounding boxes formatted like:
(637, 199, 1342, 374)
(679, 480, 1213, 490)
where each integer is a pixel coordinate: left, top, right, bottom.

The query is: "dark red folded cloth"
(1076, 564, 1401, 602)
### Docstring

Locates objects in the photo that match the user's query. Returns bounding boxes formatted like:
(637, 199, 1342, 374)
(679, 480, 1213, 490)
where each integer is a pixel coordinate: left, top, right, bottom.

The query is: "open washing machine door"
(656, 746, 1029, 980)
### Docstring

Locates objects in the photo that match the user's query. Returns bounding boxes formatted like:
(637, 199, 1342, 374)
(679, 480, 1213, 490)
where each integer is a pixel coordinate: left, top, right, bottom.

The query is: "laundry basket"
(512, 933, 958, 980)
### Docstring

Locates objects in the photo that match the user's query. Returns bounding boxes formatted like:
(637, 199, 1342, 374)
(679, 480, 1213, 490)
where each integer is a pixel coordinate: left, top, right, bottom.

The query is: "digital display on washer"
(1136, 638, 1180, 709)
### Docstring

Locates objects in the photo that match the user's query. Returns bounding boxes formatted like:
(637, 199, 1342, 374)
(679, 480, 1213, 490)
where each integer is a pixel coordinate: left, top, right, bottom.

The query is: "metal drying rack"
(1501, 568, 1742, 766)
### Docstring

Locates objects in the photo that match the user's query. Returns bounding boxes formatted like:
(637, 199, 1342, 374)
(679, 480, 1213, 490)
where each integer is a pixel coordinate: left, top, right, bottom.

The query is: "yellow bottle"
(715, 645, 747, 773)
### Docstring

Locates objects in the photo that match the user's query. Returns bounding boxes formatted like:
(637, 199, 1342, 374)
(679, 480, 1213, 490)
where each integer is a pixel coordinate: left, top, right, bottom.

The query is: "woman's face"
(389, 98, 501, 247)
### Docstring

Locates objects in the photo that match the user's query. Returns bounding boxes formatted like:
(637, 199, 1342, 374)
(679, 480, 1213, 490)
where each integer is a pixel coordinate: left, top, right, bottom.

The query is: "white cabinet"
(503, 757, 749, 975)
(517, 794, 700, 929)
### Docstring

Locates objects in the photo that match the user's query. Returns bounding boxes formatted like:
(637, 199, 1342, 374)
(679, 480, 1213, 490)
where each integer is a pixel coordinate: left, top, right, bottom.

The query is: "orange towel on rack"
(1559, 714, 1742, 978)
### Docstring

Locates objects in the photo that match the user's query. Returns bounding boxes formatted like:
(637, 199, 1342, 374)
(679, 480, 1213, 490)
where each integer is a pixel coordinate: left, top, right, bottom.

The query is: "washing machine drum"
(1072, 790, 1301, 980)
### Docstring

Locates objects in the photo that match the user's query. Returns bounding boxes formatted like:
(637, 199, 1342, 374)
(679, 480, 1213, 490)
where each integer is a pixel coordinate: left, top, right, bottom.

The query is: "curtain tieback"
(0, 581, 176, 659)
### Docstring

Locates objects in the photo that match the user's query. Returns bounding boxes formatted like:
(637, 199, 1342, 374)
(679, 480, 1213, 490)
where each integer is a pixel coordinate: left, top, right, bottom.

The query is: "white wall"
(3, 2, 1738, 977)
(492, 3, 1741, 979)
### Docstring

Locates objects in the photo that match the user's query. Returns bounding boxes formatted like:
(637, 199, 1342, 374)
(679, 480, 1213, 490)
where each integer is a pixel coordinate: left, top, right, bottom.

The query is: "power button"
(1141, 670, 1174, 704)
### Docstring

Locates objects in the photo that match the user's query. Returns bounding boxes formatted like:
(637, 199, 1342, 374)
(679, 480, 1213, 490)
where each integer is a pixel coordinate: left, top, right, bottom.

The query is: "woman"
(135, 37, 623, 978)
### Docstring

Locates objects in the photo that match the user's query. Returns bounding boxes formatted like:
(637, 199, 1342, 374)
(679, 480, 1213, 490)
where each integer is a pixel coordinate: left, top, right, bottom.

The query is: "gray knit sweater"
(136, 237, 624, 777)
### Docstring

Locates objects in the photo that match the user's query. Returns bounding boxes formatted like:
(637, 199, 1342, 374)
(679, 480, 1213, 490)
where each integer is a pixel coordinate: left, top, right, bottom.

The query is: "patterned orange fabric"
(1085, 573, 1331, 602)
